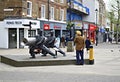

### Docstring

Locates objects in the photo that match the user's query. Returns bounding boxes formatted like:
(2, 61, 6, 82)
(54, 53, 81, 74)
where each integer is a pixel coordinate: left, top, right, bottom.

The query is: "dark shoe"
(29, 56, 36, 59)
(76, 64, 80, 65)
(80, 63, 84, 65)
(41, 55, 47, 57)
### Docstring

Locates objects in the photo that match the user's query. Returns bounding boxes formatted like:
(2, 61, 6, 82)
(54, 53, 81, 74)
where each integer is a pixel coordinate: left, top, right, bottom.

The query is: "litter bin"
(67, 41, 74, 52)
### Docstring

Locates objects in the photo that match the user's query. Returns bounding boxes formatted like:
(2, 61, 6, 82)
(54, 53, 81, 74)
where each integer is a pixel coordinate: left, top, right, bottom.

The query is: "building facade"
(82, 0, 106, 43)
(0, 0, 67, 48)
(0, 0, 106, 48)
(37, 0, 67, 37)
(67, 0, 90, 39)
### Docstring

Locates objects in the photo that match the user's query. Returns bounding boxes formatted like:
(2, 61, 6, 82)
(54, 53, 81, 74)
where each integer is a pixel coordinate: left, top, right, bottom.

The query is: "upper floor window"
(60, 9, 64, 21)
(50, 7, 54, 20)
(60, 0, 64, 3)
(56, 9, 59, 20)
(51, 0, 54, 2)
(41, 5, 45, 18)
(27, 1, 32, 17)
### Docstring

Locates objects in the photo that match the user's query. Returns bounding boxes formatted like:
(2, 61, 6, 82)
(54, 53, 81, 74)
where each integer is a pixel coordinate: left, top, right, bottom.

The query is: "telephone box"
(88, 24, 97, 43)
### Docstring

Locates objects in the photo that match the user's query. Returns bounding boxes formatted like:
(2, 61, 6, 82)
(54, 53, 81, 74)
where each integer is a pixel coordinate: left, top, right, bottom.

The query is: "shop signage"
(79, 6, 83, 12)
(54, 26, 61, 29)
(73, 3, 78, 10)
(4, 19, 40, 28)
(89, 24, 96, 31)
(44, 24, 50, 30)
(75, 22, 82, 29)
(82, 7, 86, 13)
(6, 21, 22, 25)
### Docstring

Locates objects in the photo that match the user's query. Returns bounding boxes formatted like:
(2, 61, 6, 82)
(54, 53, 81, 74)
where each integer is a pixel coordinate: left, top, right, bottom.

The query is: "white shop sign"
(4, 19, 40, 28)
(75, 22, 83, 29)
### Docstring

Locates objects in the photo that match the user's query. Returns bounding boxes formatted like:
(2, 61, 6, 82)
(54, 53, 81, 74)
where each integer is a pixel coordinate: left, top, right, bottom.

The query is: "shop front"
(0, 19, 40, 49)
(40, 20, 66, 37)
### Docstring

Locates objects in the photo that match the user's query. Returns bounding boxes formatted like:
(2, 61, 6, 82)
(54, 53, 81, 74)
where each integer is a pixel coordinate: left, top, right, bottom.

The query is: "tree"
(66, 21, 74, 38)
(66, 21, 74, 30)
(107, 11, 115, 31)
(111, 0, 120, 44)
(109, 0, 120, 43)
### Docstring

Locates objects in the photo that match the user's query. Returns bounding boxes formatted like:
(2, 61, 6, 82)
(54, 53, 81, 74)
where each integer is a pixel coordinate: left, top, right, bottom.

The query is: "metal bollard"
(89, 45, 94, 64)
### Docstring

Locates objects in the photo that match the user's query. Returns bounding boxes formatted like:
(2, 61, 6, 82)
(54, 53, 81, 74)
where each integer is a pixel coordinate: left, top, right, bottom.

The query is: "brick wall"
(0, 0, 67, 22)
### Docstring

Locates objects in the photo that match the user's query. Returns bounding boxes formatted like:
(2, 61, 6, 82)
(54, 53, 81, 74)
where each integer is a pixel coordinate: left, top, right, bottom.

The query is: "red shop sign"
(54, 26, 61, 29)
(44, 24, 50, 30)
(89, 24, 96, 31)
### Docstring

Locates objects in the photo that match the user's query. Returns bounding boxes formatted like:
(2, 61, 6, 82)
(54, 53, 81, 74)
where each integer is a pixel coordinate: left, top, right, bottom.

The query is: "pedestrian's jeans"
(76, 50, 84, 65)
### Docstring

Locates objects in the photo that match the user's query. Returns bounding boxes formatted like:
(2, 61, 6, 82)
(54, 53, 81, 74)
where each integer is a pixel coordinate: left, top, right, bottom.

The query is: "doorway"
(19, 28, 24, 48)
(55, 30, 60, 37)
(9, 28, 17, 48)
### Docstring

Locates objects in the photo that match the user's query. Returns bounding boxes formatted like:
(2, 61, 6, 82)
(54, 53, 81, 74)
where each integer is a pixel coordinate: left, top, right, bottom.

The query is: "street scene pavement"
(0, 42, 120, 82)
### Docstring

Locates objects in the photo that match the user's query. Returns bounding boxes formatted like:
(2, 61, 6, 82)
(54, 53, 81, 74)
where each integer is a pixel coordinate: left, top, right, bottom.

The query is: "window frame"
(50, 7, 54, 20)
(51, 0, 54, 2)
(60, 0, 64, 3)
(60, 9, 64, 21)
(27, 1, 32, 17)
(41, 4, 46, 19)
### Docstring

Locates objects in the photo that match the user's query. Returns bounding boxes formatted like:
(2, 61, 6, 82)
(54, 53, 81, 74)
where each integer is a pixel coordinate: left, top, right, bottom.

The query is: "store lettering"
(6, 21, 22, 25)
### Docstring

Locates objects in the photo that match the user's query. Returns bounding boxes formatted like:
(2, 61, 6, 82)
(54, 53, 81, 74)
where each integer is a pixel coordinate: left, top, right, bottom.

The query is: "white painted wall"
(0, 19, 40, 49)
(82, 0, 99, 24)
(24, 28, 29, 48)
(0, 22, 8, 48)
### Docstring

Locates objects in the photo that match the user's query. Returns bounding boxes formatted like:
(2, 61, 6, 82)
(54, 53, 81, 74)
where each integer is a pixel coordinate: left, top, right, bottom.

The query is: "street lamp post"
(48, 0, 50, 21)
(23, 21, 32, 37)
(95, 9, 98, 46)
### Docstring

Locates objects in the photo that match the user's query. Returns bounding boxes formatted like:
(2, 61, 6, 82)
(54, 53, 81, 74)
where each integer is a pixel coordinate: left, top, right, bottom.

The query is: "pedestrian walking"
(60, 35, 65, 48)
(74, 31, 85, 65)
(65, 35, 69, 46)
(85, 37, 91, 54)
(54, 35, 60, 48)
(96, 36, 98, 46)
(108, 36, 112, 43)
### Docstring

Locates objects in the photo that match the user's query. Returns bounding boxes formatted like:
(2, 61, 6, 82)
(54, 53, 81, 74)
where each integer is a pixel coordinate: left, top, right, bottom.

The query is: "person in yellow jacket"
(74, 31, 85, 65)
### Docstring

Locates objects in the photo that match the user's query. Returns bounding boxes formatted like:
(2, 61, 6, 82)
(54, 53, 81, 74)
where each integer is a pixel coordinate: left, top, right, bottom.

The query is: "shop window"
(50, 7, 54, 20)
(51, 0, 54, 2)
(60, 9, 64, 21)
(55, 9, 59, 20)
(28, 30, 36, 37)
(41, 5, 46, 19)
(60, 0, 64, 3)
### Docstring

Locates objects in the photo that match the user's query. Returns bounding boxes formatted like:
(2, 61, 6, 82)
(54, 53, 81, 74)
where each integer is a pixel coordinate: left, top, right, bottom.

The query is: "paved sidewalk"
(0, 42, 120, 82)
